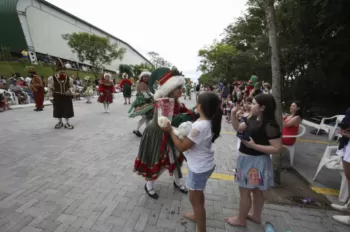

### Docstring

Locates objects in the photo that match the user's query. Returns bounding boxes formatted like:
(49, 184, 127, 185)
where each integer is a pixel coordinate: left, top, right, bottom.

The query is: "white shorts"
(337, 142, 350, 163)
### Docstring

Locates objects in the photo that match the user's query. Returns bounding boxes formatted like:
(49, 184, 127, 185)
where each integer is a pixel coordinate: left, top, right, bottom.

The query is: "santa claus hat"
(102, 73, 111, 80)
(148, 67, 185, 99)
(139, 70, 151, 80)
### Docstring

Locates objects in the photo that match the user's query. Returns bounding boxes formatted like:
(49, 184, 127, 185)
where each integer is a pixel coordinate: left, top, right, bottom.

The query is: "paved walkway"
(0, 94, 348, 232)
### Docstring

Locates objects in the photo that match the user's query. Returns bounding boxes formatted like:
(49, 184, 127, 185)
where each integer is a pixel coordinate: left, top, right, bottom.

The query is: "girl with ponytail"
(160, 92, 222, 232)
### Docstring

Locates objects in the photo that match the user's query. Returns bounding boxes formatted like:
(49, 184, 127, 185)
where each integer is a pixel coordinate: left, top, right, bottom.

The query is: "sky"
(47, 0, 247, 81)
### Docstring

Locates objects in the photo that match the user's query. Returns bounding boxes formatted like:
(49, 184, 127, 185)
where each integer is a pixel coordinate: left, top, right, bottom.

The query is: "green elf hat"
(148, 66, 185, 99)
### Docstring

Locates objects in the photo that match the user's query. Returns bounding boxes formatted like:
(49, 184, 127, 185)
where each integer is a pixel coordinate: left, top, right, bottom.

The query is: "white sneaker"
(332, 215, 350, 225)
(331, 201, 350, 212)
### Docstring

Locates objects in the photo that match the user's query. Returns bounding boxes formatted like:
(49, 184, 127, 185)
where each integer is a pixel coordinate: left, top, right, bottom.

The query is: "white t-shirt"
(25, 77, 31, 87)
(184, 120, 215, 173)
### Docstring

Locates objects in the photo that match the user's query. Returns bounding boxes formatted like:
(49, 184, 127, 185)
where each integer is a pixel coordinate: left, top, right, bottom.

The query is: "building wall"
(0, 0, 27, 51)
(0, 0, 151, 71)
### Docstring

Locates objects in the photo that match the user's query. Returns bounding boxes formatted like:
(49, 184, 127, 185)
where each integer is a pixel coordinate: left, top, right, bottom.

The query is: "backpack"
(196, 85, 200, 91)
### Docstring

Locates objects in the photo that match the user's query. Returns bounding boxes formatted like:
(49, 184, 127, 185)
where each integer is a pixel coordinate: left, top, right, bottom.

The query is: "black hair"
(252, 72, 256, 75)
(291, 100, 302, 118)
(245, 96, 253, 103)
(197, 92, 223, 143)
(254, 94, 277, 128)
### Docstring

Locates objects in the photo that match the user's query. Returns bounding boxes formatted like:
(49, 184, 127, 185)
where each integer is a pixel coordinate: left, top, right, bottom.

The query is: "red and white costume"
(97, 73, 115, 113)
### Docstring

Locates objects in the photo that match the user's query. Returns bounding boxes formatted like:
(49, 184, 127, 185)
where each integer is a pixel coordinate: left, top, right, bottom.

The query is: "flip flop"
(265, 222, 276, 232)
(225, 217, 246, 227)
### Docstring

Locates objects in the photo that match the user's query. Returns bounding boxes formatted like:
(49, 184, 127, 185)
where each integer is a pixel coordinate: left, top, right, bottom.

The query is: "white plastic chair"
(328, 116, 345, 141)
(282, 124, 306, 166)
(7, 89, 19, 105)
(316, 115, 345, 140)
(313, 146, 349, 202)
(23, 92, 33, 104)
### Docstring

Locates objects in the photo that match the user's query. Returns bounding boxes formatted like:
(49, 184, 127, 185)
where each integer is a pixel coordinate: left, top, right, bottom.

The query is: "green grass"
(0, 61, 102, 81)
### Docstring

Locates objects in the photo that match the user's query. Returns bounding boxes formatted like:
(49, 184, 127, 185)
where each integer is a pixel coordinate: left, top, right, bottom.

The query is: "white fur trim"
(122, 73, 128, 79)
(104, 73, 111, 79)
(154, 75, 185, 99)
(139, 71, 151, 80)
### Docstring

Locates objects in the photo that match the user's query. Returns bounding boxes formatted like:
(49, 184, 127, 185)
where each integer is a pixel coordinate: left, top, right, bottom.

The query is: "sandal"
(144, 184, 159, 199)
(55, 122, 64, 129)
(264, 222, 276, 232)
(64, 123, 74, 129)
(225, 216, 246, 227)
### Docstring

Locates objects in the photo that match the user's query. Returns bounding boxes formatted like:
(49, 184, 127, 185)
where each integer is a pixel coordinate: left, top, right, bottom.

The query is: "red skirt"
(98, 90, 113, 103)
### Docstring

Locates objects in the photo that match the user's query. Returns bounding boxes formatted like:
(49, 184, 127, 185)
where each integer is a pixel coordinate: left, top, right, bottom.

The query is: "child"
(160, 92, 223, 232)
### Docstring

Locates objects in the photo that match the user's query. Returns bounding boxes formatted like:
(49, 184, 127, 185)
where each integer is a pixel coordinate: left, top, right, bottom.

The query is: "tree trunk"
(264, 0, 283, 185)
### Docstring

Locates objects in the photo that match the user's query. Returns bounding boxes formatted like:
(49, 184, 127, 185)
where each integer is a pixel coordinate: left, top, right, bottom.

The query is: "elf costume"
(98, 73, 115, 113)
(119, 73, 132, 105)
(134, 67, 198, 199)
(83, 76, 94, 104)
(129, 70, 154, 137)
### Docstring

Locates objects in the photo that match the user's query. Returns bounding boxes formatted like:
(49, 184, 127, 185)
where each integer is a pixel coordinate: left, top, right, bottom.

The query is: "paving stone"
(90, 222, 114, 232)
(19, 227, 43, 232)
(7, 216, 35, 232)
(81, 211, 101, 229)
(36, 219, 61, 231)
(0, 96, 346, 232)
(106, 216, 126, 227)
(53, 223, 70, 232)
(56, 213, 78, 225)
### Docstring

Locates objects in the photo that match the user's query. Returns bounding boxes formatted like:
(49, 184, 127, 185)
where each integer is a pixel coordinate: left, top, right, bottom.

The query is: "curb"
(10, 101, 52, 110)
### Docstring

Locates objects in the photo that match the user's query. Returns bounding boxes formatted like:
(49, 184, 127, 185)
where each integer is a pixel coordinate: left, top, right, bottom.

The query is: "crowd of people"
(2, 62, 350, 230)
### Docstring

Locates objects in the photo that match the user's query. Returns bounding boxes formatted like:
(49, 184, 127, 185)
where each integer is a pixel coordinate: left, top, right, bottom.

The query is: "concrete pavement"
(0, 94, 348, 232)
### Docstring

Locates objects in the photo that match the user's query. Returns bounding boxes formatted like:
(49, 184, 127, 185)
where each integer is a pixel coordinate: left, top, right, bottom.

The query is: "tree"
(62, 32, 126, 77)
(147, 51, 172, 68)
(132, 63, 156, 77)
(198, 0, 350, 120)
(264, 0, 283, 185)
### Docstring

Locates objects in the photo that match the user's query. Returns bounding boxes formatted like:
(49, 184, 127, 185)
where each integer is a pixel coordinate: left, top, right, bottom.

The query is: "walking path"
(0, 94, 348, 232)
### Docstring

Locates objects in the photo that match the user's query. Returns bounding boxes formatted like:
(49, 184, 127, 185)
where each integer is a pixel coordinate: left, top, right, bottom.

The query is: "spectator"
(22, 82, 34, 103)
(282, 101, 302, 145)
(246, 72, 258, 94)
(17, 77, 24, 86)
(1, 76, 6, 84)
(25, 75, 32, 87)
(10, 79, 27, 104)
(250, 82, 263, 97)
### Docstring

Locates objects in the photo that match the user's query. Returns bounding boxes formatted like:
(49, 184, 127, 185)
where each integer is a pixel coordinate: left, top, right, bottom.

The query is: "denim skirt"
(234, 153, 274, 191)
(187, 166, 215, 191)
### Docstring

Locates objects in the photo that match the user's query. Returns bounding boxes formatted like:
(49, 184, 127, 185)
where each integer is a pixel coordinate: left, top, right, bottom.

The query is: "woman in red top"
(282, 101, 302, 145)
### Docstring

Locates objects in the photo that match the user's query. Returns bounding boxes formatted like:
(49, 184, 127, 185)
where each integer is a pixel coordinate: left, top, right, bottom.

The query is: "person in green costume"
(134, 67, 199, 199)
(119, 73, 132, 105)
(129, 70, 154, 137)
(184, 79, 192, 100)
(82, 76, 94, 104)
